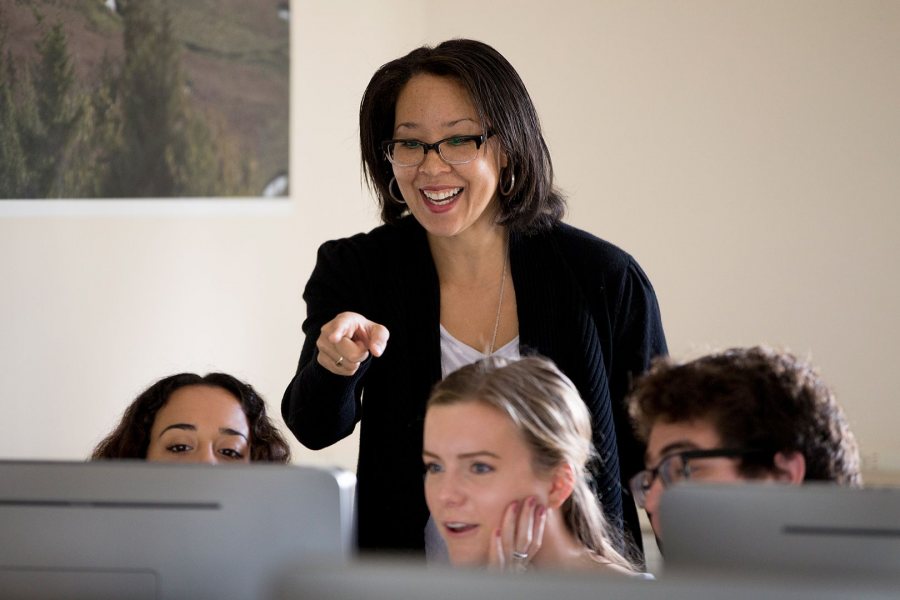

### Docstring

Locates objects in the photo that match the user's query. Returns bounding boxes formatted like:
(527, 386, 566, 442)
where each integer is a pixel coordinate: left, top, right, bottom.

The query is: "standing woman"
(282, 39, 666, 557)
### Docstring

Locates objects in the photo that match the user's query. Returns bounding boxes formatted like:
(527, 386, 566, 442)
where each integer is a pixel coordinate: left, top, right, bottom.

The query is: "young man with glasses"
(626, 346, 861, 538)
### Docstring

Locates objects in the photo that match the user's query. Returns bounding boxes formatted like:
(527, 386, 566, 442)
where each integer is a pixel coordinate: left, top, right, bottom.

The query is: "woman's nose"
(436, 472, 465, 506)
(190, 445, 218, 465)
(418, 146, 451, 175)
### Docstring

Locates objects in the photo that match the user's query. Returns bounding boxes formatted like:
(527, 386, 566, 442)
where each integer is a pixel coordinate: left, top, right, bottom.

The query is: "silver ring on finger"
(335, 356, 345, 367)
(512, 550, 529, 561)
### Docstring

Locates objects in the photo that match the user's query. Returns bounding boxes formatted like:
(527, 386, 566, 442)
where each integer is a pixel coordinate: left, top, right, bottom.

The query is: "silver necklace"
(487, 239, 509, 355)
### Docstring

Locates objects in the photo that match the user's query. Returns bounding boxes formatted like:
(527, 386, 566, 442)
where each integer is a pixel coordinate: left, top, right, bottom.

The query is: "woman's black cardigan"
(282, 216, 667, 555)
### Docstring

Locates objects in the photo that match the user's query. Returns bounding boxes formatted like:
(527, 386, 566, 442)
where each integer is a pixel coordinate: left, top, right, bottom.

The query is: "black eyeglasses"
(629, 448, 766, 508)
(381, 132, 493, 167)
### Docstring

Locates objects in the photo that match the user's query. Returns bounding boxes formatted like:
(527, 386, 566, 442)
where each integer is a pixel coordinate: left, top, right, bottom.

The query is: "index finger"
(327, 314, 390, 356)
(325, 312, 366, 343)
(487, 528, 505, 570)
(499, 500, 520, 559)
(515, 497, 536, 552)
(530, 505, 547, 555)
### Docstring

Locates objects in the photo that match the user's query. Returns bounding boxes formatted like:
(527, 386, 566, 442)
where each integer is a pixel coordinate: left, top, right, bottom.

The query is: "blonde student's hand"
(316, 311, 390, 376)
(489, 496, 547, 572)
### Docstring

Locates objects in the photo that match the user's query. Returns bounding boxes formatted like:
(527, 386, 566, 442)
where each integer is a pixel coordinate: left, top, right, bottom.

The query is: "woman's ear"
(772, 451, 806, 484)
(492, 133, 508, 170)
(547, 463, 576, 509)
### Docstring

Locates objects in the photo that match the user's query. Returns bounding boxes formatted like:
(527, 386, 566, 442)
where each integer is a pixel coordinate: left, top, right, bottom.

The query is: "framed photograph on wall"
(0, 0, 290, 214)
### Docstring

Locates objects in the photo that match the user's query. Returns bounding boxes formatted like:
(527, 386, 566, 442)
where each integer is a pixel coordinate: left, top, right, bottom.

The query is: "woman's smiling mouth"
(422, 187, 463, 206)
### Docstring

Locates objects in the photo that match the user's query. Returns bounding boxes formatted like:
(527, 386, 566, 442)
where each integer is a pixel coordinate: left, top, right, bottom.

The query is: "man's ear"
(773, 451, 806, 484)
(547, 463, 576, 509)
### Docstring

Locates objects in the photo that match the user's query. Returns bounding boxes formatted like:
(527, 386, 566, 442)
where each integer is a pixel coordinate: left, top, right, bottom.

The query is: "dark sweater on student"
(282, 216, 667, 554)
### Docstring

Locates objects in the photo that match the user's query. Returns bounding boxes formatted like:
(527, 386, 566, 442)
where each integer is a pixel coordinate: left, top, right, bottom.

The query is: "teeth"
(446, 522, 471, 531)
(423, 188, 462, 204)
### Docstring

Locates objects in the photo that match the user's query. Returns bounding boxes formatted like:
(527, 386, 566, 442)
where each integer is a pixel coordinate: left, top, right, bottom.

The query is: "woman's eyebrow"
(457, 451, 500, 460)
(220, 428, 249, 441)
(394, 117, 478, 133)
(158, 424, 248, 442)
(443, 117, 478, 128)
(421, 450, 500, 460)
(158, 423, 196, 437)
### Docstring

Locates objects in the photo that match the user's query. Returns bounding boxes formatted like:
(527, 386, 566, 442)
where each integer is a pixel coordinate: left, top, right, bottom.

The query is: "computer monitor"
(659, 482, 900, 581)
(271, 559, 896, 600)
(0, 460, 355, 599)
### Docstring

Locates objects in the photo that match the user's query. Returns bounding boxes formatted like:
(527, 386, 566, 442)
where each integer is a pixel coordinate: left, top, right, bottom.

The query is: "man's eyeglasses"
(629, 448, 765, 508)
(381, 132, 493, 167)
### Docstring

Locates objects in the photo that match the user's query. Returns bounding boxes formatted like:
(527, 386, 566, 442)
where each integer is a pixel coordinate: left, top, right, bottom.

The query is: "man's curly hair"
(627, 346, 861, 485)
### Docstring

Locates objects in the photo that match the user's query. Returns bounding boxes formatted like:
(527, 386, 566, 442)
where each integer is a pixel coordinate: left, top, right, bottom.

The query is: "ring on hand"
(511, 550, 529, 561)
(335, 356, 345, 367)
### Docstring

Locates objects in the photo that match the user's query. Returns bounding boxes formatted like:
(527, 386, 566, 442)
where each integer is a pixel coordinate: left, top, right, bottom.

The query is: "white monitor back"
(660, 483, 900, 581)
(0, 460, 356, 600)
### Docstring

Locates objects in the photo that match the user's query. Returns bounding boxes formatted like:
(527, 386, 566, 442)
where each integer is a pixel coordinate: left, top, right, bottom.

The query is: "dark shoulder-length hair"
(91, 372, 291, 463)
(360, 38, 565, 232)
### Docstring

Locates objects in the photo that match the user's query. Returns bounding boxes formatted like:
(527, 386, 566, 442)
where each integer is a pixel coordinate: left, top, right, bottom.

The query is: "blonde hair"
(427, 356, 636, 572)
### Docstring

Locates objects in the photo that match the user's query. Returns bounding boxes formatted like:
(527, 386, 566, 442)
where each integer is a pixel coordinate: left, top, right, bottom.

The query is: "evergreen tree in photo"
(1, 0, 258, 199)
(105, 0, 182, 196)
(19, 19, 84, 197)
(69, 52, 122, 197)
(106, 0, 251, 197)
(0, 19, 28, 198)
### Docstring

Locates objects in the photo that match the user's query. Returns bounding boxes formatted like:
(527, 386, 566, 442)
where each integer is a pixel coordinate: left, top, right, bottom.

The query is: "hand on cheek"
(488, 495, 547, 572)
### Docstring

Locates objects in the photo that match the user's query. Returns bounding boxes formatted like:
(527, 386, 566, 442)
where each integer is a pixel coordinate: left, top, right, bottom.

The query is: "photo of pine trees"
(0, 0, 289, 199)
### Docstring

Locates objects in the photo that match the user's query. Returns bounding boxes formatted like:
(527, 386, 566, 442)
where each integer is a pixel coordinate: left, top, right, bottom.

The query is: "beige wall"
(0, 1, 897, 475)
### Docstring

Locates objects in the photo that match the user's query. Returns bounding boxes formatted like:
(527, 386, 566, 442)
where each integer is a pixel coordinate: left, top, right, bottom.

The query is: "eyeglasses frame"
(381, 132, 494, 167)
(629, 447, 768, 507)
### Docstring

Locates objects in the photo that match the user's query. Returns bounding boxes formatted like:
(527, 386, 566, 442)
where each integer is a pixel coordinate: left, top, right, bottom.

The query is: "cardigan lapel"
(510, 228, 609, 400)
(388, 219, 443, 422)
(510, 227, 623, 523)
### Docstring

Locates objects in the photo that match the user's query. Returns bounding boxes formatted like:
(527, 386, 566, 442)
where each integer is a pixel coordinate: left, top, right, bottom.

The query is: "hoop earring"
(500, 167, 515, 196)
(388, 176, 406, 205)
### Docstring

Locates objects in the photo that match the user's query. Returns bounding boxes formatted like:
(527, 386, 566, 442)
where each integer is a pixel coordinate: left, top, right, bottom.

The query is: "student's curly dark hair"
(627, 346, 860, 486)
(92, 373, 291, 463)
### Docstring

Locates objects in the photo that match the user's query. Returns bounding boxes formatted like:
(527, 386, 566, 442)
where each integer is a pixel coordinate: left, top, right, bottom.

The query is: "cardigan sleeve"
(281, 237, 373, 450)
(608, 256, 667, 482)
